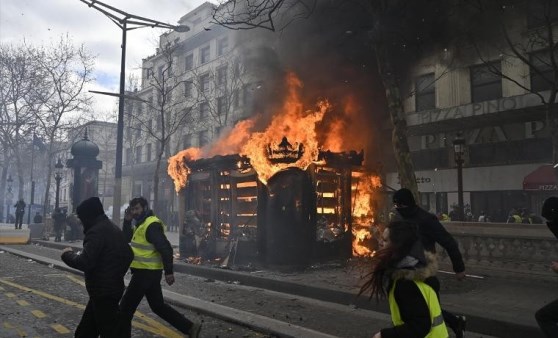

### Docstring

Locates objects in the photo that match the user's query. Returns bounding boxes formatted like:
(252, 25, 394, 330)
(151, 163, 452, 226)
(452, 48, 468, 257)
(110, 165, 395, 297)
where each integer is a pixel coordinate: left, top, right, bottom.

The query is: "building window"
(200, 46, 210, 64)
(217, 37, 229, 56)
(415, 73, 436, 111)
(146, 143, 152, 162)
(184, 80, 192, 97)
(530, 50, 556, 92)
(470, 62, 502, 103)
(200, 102, 209, 119)
(198, 130, 209, 147)
(147, 119, 153, 131)
(126, 148, 132, 165)
(199, 73, 210, 93)
(133, 183, 142, 197)
(216, 66, 227, 86)
(135, 146, 142, 163)
(217, 97, 226, 116)
(183, 134, 192, 149)
(215, 126, 223, 137)
(135, 124, 141, 138)
(158, 65, 165, 79)
(146, 67, 153, 79)
(184, 54, 193, 71)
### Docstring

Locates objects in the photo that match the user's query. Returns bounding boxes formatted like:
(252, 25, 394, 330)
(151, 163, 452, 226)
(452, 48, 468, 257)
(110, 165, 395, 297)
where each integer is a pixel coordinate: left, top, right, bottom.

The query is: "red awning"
(523, 165, 558, 191)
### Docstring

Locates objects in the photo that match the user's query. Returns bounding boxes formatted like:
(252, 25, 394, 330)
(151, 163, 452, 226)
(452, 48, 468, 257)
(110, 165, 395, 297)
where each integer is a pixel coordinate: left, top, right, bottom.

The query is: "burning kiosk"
(176, 139, 370, 267)
(169, 72, 381, 266)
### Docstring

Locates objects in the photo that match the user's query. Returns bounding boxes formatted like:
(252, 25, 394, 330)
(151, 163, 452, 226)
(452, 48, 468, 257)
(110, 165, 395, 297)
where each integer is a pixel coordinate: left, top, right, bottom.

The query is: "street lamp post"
(79, 0, 189, 224)
(6, 175, 13, 223)
(54, 158, 64, 210)
(453, 133, 466, 222)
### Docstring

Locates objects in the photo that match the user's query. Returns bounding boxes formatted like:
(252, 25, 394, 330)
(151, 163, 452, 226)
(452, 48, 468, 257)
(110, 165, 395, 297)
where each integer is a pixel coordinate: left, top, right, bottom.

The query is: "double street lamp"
(79, 0, 189, 224)
(54, 158, 64, 210)
(453, 133, 466, 222)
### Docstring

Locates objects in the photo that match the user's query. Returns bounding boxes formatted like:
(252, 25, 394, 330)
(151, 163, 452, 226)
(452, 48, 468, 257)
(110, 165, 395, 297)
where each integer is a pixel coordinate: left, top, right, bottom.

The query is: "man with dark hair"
(392, 188, 467, 338)
(61, 197, 133, 337)
(119, 197, 201, 338)
(535, 196, 558, 337)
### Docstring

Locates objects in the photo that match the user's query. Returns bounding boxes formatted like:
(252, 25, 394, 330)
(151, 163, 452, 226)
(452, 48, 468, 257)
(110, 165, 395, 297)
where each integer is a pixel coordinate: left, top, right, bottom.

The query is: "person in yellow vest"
(360, 220, 448, 338)
(119, 197, 201, 338)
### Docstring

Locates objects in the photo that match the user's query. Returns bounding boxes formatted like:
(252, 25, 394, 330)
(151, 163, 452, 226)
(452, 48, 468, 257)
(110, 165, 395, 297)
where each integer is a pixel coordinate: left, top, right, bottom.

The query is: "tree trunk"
(153, 144, 164, 214)
(374, 44, 419, 203)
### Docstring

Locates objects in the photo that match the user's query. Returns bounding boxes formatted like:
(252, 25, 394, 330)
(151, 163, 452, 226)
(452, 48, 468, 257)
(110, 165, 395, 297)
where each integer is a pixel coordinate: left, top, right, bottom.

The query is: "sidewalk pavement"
(14, 234, 550, 338)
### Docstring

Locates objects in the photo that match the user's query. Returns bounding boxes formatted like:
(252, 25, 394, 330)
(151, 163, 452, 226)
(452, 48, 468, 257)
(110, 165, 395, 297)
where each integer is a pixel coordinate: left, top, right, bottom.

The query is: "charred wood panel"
(235, 187, 258, 198)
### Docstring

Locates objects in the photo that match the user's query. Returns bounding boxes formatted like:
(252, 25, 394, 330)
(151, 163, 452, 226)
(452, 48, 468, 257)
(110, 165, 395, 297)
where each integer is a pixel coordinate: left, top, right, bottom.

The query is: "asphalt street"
(0, 243, 501, 338)
(0, 248, 273, 338)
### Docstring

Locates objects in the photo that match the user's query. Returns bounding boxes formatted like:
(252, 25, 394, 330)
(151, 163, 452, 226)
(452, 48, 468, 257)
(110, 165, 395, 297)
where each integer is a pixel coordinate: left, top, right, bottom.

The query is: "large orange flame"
(168, 148, 202, 192)
(351, 173, 382, 257)
(240, 72, 331, 184)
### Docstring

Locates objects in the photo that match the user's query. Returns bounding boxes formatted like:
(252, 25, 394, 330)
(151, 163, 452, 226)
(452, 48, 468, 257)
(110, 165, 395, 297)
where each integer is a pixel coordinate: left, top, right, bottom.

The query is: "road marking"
(6, 292, 16, 298)
(31, 310, 47, 318)
(0, 279, 85, 309)
(51, 323, 71, 334)
(63, 274, 183, 338)
(3, 321, 27, 336)
(16, 299, 29, 306)
(64, 274, 85, 286)
(1, 278, 181, 337)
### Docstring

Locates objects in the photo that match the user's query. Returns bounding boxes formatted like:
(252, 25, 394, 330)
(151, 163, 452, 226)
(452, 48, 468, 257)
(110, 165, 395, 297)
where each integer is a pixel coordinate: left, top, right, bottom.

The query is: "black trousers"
(119, 269, 193, 337)
(75, 293, 121, 338)
(536, 298, 558, 337)
(424, 276, 460, 333)
(15, 213, 24, 229)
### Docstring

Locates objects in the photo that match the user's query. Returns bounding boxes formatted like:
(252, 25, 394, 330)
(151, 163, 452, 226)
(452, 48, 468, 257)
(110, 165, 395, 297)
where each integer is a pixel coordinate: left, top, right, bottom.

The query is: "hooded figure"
(392, 188, 467, 338)
(535, 196, 558, 337)
(61, 197, 133, 337)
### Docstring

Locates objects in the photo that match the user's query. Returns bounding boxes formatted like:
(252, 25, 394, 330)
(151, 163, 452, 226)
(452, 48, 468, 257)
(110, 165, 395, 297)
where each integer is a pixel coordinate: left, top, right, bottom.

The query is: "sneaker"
(188, 322, 201, 338)
(455, 315, 466, 338)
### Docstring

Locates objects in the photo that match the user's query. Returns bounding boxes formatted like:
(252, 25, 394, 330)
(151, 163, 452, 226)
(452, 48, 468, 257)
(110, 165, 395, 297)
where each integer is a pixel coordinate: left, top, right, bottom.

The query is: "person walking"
(14, 199, 25, 229)
(360, 221, 448, 338)
(392, 188, 467, 338)
(119, 197, 201, 338)
(535, 196, 558, 337)
(61, 197, 133, 338)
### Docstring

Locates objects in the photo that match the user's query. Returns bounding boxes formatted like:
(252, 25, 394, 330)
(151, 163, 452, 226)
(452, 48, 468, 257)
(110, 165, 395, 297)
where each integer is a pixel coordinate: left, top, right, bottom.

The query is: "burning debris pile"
(168, 72, 382, 266)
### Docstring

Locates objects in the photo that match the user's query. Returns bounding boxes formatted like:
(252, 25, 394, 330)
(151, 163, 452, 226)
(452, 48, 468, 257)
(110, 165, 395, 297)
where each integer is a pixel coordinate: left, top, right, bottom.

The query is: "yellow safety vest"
(512, 214, 522, 223)
(388, 279, 449, 338)
(130, 215, 167, 270)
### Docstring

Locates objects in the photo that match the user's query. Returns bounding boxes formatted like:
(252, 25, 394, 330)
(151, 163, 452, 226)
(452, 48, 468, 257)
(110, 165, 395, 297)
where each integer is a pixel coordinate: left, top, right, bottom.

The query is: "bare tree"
(0, 43, 39, 201)
(465, 0, 558, 163)
(188, 51, 248, 134)
(127, 42, 197, 212)
(31, 35, 94, 216)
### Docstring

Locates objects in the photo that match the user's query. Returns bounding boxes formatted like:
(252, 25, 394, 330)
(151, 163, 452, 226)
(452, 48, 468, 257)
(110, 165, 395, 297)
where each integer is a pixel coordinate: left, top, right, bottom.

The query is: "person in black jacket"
(535, 196, 558, 337)
(119, 197, 201, 338)
(61, 197, 133, 338)
(392, 188, 467, 338)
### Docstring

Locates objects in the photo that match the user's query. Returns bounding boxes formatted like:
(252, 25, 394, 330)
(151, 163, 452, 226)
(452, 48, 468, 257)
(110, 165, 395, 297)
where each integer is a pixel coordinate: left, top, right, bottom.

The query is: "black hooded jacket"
(62, 214, 133, 296)
(398, 206, 465, 273)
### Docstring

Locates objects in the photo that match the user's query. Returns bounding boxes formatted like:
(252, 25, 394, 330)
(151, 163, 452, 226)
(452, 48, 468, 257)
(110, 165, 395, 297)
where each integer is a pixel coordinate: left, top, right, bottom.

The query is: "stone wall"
(438, 222, 558, 280)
